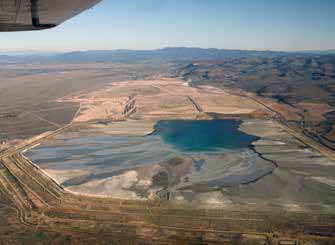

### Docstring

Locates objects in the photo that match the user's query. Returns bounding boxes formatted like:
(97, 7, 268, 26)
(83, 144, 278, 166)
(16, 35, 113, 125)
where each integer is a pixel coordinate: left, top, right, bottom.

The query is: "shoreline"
(20, 118, 282, 202)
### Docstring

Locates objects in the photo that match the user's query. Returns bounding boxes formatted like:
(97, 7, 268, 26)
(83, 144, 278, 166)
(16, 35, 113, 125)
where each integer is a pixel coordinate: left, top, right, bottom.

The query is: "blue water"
(154, 120, 258, 152)
(24, 119, 273, 197)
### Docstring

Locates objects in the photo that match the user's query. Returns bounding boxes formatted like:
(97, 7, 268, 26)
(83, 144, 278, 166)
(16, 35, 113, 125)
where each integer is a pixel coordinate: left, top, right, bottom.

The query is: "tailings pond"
(24, 120, 275, 200)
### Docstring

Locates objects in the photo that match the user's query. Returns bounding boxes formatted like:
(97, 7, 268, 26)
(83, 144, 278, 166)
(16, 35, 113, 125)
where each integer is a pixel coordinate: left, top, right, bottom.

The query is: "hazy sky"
(1, 0, 334, 52)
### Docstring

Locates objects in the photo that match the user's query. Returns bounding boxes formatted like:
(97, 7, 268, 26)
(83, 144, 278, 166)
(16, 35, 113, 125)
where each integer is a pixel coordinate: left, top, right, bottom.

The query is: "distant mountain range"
(0, 47, 333, 64)
(296, 50, 335, 55)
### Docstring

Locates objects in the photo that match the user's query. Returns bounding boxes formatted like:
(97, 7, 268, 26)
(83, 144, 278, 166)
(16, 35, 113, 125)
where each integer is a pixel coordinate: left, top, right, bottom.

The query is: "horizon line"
(0, 46, 334, 54)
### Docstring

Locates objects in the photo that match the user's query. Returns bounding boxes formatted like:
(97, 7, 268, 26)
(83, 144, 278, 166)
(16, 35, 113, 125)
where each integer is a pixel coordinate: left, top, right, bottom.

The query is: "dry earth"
(59, 78, 268, 123)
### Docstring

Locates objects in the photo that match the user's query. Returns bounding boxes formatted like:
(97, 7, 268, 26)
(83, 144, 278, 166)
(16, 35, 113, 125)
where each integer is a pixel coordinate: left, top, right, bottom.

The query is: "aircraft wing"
(0, 0, 101, 31)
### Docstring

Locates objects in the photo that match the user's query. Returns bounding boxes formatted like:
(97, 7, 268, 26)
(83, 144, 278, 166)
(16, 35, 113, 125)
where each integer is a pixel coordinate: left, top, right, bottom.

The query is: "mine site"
(0, 48, 335, 244)
(22, 77, 335, 211)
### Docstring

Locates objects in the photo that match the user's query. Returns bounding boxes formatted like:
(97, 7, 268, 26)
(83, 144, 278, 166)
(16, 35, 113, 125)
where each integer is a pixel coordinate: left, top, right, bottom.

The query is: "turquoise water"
(154, 120, 258, 152)
(24, 119, 274, 198)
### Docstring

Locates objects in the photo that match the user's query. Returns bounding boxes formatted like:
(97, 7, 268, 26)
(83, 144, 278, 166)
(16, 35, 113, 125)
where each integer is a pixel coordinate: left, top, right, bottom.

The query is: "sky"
(0, 0, 334, 52)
